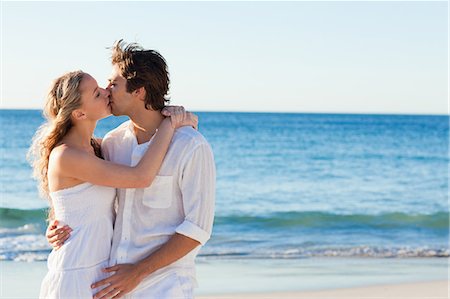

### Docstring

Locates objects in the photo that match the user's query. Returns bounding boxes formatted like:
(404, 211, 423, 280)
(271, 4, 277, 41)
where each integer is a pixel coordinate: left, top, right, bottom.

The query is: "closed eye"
(107, 79, 116, 88)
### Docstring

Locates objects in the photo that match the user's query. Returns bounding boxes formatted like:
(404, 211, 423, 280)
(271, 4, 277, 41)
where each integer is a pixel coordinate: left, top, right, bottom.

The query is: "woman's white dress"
(39, 182, 116, 299)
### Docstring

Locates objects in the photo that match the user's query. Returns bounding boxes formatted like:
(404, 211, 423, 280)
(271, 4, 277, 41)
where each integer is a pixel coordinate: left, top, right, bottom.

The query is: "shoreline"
(1, 257, 447, 298)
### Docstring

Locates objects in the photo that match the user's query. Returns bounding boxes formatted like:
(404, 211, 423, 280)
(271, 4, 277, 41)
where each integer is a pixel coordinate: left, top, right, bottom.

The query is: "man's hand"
(92, 264, 144, 299)
(46, 220, 72, 250)
(91, 234, 199, 298)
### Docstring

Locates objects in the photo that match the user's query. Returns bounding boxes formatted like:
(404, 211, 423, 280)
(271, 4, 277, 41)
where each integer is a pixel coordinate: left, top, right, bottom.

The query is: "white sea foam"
(0, 234, 50, 261)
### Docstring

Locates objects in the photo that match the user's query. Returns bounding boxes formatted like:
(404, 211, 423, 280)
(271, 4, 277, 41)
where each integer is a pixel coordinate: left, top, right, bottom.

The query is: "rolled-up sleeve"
(175, 143, 216, 245)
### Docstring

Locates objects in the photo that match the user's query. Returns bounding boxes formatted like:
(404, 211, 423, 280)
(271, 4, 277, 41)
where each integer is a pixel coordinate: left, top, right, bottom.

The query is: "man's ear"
(71, 109, 86, 120)
(132, 87, 147, 101)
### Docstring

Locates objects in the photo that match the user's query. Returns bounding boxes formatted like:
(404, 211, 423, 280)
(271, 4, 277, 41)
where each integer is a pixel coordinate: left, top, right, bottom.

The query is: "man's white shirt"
(101, 120, 215, 293)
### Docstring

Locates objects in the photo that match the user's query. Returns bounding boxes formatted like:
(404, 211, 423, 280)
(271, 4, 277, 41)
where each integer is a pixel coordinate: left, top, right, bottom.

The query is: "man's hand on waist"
(92, 263, 145, 299)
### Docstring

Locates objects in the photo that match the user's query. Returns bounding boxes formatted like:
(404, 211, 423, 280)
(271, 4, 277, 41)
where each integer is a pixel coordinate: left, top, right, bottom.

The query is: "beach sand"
(198, 281, 449, 299)
(1, 258, 448, 298)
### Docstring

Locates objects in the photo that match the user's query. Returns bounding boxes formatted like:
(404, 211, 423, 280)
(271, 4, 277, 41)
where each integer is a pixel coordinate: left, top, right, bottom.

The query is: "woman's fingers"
(167, 106, 199, 129)
(162, 105, 185, 117)
(170, 107, 183, 128)
(161, 108, 171, 116)
(194, 114, 198, 130)
(185, 112, 198, 130)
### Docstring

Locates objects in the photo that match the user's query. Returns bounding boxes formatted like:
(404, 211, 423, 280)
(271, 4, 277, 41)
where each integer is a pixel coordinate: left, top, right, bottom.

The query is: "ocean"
(0, 110, 448, 262)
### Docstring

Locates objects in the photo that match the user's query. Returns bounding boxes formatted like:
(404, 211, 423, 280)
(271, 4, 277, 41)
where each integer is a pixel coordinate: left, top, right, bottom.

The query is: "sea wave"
(0, 207, 47, 229)
(2, 243, 449, 262)
(3, 208, 448, 231)
(0, 234, 50, 262)
(198, 245, 450, 259)
(215, 211, 450, 230)
(1, 208, 448, 262)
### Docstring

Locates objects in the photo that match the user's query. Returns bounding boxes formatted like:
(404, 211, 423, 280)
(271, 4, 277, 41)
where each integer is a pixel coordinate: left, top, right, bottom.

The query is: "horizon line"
(0, 108, 448, 117)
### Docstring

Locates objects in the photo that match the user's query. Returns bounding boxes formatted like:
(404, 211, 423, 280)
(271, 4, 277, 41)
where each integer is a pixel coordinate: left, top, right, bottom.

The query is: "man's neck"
(129, 109, 164, 144)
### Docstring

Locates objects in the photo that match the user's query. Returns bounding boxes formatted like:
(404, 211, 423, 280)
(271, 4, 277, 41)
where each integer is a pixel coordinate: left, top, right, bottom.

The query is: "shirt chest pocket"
(142, 175, 174, 209)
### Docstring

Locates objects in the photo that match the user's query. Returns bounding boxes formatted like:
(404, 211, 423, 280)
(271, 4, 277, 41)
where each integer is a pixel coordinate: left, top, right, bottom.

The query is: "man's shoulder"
(172, 127, 214, 165)
(173, 126, 209, 148)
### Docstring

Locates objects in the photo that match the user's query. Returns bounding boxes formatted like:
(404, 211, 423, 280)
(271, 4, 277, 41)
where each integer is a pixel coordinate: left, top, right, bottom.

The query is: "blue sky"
(1, 1, 448, 114)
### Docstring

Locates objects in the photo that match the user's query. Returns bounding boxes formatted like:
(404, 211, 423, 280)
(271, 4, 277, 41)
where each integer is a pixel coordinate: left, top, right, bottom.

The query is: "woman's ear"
(71, 109, 86, 120)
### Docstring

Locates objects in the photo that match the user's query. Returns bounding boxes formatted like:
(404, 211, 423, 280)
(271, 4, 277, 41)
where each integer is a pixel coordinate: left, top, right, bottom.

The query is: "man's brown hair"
(111, 39, 170, 110)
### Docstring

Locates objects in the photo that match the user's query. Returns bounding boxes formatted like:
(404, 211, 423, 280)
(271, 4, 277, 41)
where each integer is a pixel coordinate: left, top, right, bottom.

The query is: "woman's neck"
(64, 121, 97, 151)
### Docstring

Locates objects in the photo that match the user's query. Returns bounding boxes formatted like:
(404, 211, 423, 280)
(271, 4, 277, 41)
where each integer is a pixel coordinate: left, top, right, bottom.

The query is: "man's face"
(106, 65, 134, 116)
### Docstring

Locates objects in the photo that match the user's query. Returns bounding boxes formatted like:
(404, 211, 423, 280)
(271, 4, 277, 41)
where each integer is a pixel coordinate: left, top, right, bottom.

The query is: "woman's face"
(79, 73, 112, 121)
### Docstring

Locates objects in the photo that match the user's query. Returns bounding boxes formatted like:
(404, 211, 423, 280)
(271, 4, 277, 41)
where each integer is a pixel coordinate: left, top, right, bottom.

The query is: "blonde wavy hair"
(28, 70, 101, 221)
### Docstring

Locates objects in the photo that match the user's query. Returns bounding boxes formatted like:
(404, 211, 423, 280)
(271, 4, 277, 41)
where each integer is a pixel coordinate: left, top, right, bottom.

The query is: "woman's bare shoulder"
(50, 144, 86, 164)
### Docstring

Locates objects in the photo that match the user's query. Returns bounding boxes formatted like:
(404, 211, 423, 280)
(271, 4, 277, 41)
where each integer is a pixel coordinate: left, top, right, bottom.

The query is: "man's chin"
(111, 109, 124, 117)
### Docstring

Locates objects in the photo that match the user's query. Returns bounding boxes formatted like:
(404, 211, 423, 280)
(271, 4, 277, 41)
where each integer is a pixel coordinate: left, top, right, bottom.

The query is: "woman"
(28, 70, 197, 298)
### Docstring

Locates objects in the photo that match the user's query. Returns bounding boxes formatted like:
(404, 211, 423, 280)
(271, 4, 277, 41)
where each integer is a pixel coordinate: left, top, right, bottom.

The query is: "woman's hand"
(161, 106, 198, 130)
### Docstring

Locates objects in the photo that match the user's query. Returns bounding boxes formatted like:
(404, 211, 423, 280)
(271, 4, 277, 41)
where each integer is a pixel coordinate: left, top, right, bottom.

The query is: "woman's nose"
(102, 88, 111, 97)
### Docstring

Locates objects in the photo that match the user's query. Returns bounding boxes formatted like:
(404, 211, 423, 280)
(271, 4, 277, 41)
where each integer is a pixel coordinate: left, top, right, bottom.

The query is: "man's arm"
(93, 141, 216, 299)
(92, 233, 199, 299)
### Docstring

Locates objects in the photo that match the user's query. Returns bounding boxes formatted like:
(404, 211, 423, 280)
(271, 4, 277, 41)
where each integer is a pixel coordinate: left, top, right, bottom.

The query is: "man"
(47, 40, 215, 299)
